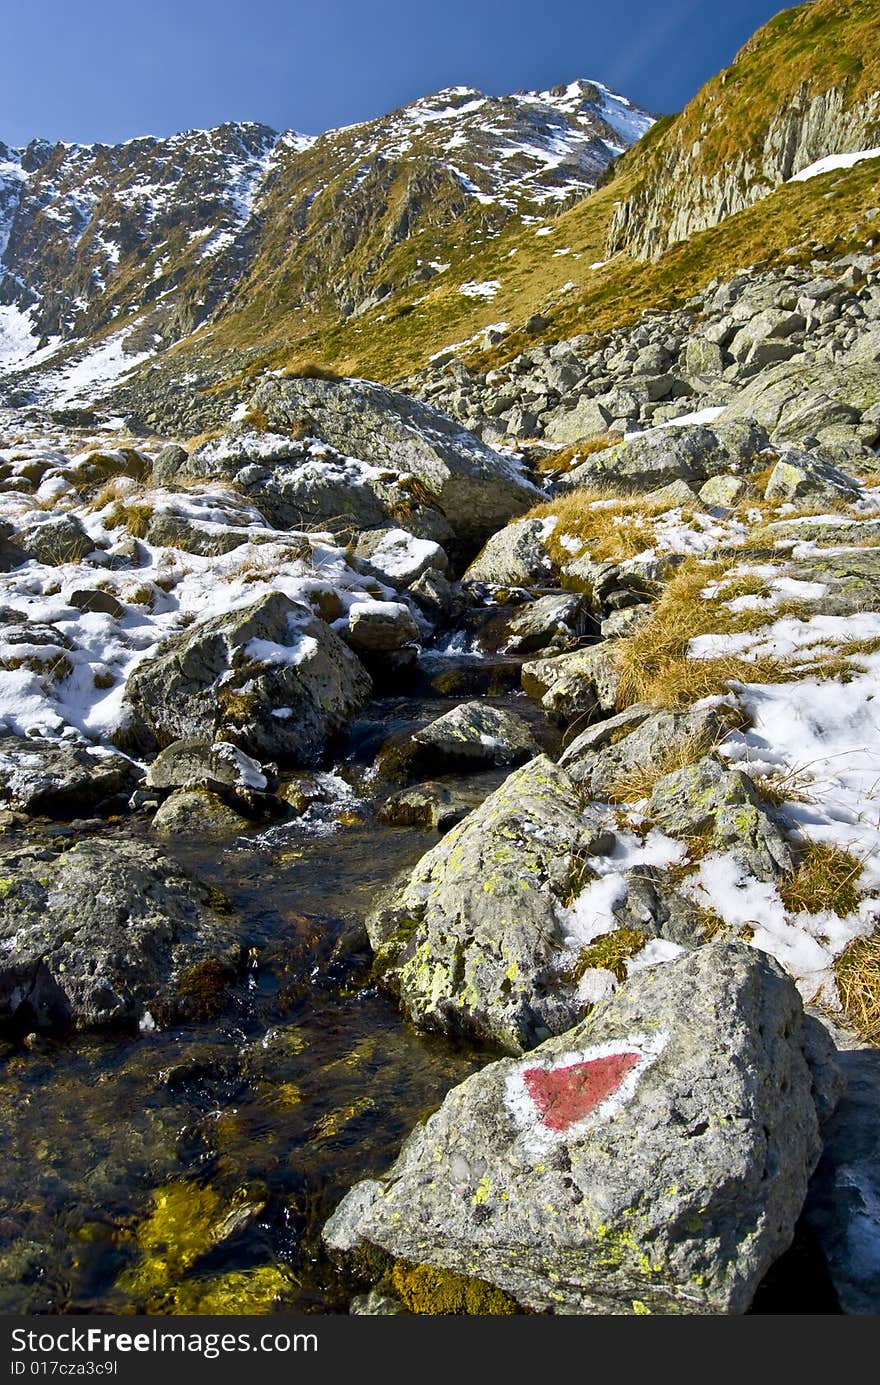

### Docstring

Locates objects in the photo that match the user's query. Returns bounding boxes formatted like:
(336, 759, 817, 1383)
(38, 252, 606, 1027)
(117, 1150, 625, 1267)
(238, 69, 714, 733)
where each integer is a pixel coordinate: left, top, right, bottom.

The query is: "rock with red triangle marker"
(324, 941, 843, 1315)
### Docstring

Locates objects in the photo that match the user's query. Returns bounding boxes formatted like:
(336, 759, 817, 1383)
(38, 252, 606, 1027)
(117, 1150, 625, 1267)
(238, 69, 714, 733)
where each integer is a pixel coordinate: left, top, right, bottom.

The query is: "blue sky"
(2, 0, 794, 146)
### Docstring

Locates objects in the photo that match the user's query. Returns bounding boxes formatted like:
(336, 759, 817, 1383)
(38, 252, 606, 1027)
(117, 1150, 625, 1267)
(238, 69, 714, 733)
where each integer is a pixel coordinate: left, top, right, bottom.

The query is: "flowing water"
(0, 627, 554, 1314)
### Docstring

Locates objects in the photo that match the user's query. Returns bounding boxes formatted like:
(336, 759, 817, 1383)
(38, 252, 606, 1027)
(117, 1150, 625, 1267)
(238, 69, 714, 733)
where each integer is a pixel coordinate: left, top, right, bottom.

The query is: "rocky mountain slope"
(0, 80, 650, 406)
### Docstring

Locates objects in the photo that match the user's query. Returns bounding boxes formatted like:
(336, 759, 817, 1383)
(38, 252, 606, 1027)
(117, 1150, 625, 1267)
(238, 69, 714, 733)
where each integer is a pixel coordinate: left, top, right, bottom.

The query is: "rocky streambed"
(1, 346, 879, 1316)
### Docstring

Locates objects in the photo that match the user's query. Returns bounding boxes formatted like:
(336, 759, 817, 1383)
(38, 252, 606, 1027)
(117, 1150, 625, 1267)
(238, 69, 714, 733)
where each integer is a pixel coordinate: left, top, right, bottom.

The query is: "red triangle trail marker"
(522, 1051, 641, 1132)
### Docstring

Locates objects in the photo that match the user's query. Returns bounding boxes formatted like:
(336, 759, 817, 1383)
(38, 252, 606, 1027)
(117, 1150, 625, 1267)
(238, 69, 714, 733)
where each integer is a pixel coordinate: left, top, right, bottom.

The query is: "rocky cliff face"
(607, 0, 880, 261)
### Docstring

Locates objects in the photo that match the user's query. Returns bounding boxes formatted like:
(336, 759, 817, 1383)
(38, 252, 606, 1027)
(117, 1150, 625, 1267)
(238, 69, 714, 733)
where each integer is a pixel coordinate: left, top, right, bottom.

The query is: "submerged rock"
(325, 943, 842, 1315)
(123, 592, 371, 764)
(367, 755, 614, 1052)
(0, 839, 244, 1034)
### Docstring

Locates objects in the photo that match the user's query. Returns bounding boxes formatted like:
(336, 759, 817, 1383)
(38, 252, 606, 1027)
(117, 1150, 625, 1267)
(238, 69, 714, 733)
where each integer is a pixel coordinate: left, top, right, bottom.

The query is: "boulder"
(763, 451, 862, 504)
(522, 644, 620, 720)
(145, 738, 269, 794)
(0, 734, 141, 818)
(123, 592, 371, 764)
(185, 429, 452, 544)
(151, 787, 251, 837)
(242, 376, 542, 545)
(379, 782, 488, 833)
(559, 426, 728, 493)
(462, 517, 556, 587)
(720, 361, 880, 443)
(0, 839, 244, 1033)
(325, 943, 841, 1315)
(346, 601, 420, 653)
(15, 514, 93, 566)
(560, 702, 743, 800)
(699, 474, 747, 508)
(648, 756, 793, 881)
(542, 397, 613, 445)
(352, 527, 449, 586)
(367, 755, 614, 1052)
(377, 702, 541, 783)
(503, 592, 593, 655)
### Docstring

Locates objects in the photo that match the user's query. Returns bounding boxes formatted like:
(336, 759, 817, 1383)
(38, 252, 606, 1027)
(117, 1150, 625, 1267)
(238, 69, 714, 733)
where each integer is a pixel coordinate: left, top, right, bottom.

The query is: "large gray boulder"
(0, 840, 244, 1033)
(558, 420, 771, 494)
(720, 361, 880, 443)
(522, 644, 620, 720)
(185, 429, 452, 543)
(463, 517, 556, 587)
(123, 592, 371, 764)
(325, 943, 842, 1315)
(241, 376, 542, 545)
(367, 755, 614, 1052)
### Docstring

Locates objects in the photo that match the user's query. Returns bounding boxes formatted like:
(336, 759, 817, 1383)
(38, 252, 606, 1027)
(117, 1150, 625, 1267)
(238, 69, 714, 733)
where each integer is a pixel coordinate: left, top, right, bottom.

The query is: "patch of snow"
(789, 147, 880, 183)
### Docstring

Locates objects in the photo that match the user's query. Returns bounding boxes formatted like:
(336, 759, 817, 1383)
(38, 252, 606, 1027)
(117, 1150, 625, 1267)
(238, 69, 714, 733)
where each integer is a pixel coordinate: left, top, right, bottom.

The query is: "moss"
(177, 958, 234, 1021)
(571, 928, 648, 983)
(389, 1260, 520, 1315)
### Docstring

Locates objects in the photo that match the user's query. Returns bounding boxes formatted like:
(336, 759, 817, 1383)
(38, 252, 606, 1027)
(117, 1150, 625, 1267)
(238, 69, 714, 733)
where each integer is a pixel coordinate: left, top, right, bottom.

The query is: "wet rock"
(123, 592, 371, 764)
(151, 788, 251, 837)
(325, 943, 841, 1314)
(0, 733, 141, 818)
(367, 755, 614, 1052)
(377, 702, 540, 784)
(346, 601, 420, 653)
(463, 517, 556, 587)
(408, 568, 466, 623)
(503, 592, 593, 655)
(379, 783, 482, 832)
(804, 1045, 880, 1314)
(0, 839, 244, 1033)
(350, 1290, 406, 1315)
(649, 755, 793, 880)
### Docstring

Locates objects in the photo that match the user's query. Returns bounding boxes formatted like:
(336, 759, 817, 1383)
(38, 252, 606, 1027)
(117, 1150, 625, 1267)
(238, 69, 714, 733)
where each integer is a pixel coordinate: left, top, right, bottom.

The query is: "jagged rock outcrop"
(606, 0, 880, 261)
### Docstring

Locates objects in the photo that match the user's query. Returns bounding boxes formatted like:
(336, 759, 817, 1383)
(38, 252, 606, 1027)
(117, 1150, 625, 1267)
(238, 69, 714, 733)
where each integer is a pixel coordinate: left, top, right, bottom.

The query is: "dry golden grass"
(570, 928, 648, 983)
(526, 487, 690, 567)
(612, 556, 880, 709)
(534, 434, 620, 477)
(835, 932, 880, 1044)
(780, 843, 865, 918)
